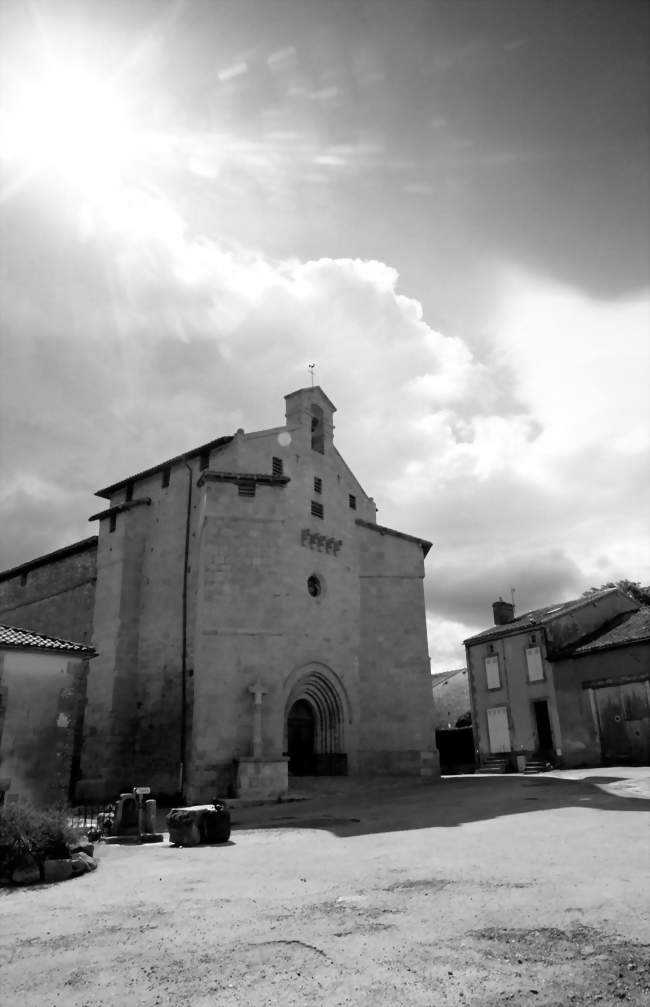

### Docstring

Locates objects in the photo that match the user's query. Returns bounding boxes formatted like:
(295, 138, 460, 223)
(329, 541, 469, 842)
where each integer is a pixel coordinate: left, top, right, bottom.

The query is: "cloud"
(0, 188, 648, 673)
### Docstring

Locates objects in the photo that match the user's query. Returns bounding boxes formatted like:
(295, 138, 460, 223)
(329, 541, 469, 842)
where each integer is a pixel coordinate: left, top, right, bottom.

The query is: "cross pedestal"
(236, 680, 288, 801)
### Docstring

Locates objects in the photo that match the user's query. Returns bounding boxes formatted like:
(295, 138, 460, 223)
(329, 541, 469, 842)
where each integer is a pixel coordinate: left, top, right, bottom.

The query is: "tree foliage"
(582, 580, 650, 606)
(0, 804, 79, 883)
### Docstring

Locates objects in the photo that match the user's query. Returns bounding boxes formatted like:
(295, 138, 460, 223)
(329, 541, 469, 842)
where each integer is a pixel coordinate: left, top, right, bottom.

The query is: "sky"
(0, 0, 648, 672)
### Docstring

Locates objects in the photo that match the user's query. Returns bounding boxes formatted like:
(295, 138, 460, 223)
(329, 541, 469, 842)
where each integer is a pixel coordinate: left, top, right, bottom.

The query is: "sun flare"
(1, 45, 137, 201)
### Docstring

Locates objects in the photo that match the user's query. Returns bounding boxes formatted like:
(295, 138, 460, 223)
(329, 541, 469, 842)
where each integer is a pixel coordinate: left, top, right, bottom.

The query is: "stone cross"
(248, 680, 267, 759)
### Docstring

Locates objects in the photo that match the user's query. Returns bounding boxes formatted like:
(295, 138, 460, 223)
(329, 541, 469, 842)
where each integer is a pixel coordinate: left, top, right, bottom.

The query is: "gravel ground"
(1, 769, 649, 1006)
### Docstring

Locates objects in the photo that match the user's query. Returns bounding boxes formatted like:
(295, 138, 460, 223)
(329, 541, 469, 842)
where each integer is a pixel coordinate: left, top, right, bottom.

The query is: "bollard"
(144, 798, 157, 833)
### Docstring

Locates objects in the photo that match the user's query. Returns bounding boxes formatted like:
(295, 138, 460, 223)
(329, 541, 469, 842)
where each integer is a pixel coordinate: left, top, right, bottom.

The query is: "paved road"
(2, 770, 649, 1006)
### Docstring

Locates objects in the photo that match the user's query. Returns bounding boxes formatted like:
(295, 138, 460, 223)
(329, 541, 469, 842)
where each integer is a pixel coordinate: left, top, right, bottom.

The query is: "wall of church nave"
(79, 453, 215, 801)
(0, 539, 97, 645)
(79, 508, 148, 800)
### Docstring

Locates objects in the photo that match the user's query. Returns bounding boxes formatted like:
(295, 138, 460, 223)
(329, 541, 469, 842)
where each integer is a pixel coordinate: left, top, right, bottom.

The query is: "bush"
(0, 804, 80, 884)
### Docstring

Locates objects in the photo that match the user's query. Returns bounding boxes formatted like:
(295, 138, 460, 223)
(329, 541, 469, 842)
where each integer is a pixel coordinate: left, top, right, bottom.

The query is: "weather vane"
(308, 363, 316, 387)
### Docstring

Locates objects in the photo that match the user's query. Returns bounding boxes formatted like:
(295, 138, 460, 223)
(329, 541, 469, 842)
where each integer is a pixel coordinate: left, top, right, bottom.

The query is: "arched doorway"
(284, 667, 348, 776)
(287, 699, 316, 776)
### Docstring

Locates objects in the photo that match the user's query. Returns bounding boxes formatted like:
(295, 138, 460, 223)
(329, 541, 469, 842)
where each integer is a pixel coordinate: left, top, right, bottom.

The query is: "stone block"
(166, 805, 230, 845)
(71, 851, 97, 873)
(44, 859, 73, 883)
(236, 758, 288, 801)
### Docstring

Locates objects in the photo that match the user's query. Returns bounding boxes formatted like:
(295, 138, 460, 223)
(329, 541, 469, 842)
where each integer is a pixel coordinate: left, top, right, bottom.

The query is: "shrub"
(0, 804, 80, 883)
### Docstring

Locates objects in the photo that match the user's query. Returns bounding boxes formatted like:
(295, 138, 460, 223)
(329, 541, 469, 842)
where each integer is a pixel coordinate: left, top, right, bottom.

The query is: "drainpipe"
(179, 458, 193, 800)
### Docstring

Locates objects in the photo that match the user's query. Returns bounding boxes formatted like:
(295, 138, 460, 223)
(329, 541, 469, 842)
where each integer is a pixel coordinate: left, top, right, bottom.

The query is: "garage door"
(595, 680, 650, 765)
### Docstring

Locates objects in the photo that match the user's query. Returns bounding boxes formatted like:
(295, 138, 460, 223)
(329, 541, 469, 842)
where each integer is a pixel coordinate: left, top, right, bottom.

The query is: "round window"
(307, 575, 322, 597)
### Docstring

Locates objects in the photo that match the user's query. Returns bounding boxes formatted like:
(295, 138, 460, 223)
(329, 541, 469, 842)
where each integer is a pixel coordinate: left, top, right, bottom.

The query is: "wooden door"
(487, 706, 510, 753)
(595, 682, 650, 764)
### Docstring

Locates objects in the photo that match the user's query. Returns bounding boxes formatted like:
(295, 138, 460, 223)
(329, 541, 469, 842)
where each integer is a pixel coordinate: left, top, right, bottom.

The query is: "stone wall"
(76, 386, 439, 801)
(357, 525, 436, 776)
(0, 648, 88, 805)
(0, 538, 97, 645)
(431, 669, 470, 731)
(188, 403, 369, 800)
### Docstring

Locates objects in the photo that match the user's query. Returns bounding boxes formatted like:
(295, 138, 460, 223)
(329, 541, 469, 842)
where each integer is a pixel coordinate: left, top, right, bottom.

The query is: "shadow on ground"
(229, 773, 650, 839)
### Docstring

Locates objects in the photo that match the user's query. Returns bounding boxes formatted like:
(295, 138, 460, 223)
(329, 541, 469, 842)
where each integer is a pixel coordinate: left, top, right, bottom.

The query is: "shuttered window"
(485, 655, 501, 690)
(526, 646, 544, 682)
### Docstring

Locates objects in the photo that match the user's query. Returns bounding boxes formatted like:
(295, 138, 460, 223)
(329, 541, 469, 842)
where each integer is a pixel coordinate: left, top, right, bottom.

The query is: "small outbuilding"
(0, 626, 94, 807)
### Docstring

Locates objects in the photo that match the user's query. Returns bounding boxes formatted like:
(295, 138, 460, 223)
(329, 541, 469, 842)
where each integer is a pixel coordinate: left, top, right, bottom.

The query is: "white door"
(487, 706, 510, 753)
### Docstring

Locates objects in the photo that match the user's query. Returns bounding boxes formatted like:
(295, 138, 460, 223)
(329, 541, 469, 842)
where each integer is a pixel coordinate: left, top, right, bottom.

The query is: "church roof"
(0, 624, 95, 656)
(355, 518, 433, 557)
(95, 435, 234, 499)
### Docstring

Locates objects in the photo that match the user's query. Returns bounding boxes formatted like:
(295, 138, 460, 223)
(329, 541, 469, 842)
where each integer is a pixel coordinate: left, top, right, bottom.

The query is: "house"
(0, 386, 438, 803)
(554, 607, 650, 766)
(431, 668, 470, 731)
(0, 626, 94, 806)
(431, 667, 474, 773)
(464, 589, 648, 770)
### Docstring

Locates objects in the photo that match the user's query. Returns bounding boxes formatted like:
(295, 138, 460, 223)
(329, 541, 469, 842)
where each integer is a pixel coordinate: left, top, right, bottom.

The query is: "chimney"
(493, 597, 515, 625)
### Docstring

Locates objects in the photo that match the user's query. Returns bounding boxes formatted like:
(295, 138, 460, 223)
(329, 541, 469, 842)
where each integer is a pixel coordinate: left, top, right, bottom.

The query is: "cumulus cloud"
(0, 188, 648, 674)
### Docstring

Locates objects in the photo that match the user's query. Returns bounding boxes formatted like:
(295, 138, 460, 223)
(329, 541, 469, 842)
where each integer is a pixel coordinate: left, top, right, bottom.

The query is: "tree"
(582, 580, 650, 606)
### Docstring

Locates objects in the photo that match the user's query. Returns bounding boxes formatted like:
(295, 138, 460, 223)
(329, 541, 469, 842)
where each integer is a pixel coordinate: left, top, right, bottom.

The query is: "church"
(0, 387, 437, 803)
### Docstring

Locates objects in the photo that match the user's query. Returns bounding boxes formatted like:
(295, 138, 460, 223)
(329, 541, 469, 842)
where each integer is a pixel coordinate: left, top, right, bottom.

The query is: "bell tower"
(284, 386, 337, 453)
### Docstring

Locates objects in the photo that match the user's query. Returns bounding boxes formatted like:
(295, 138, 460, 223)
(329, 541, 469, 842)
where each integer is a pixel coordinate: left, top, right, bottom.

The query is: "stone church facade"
(1, 387, 437, 802)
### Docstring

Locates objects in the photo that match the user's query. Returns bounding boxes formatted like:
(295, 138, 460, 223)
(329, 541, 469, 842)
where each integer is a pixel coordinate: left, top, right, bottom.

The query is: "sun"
(0, 43, 137, 201)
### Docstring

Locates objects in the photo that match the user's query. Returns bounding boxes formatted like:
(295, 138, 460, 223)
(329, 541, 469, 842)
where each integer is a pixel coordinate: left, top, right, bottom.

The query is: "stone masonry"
(1, 388, 439, 803)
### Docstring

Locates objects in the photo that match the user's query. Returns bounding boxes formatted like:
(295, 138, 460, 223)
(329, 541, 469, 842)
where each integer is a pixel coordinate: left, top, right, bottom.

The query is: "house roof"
(431, 668, 467, 688)
(0, 625, 95, 656)
(463, 588, 625, 645)
(0, 536, 98, 584)
(572, 608, 650, 655)
(95, 435, 234, 499)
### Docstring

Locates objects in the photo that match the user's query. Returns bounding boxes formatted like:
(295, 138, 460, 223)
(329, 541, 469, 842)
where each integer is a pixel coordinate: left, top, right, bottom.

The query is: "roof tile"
(573, 608, 650, 654)
(0, 625, 94, 655)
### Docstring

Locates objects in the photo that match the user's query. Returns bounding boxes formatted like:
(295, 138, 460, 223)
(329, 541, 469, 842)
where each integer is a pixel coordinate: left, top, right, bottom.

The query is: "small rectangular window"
(311, 500, 324, 519)
(125, 482, 134, 502)
(526, 646, 544, 682)
(272, 456, 283, 476)
(238, 479, 256, 497)
(162, 467, 171, 488)
(314, 476, 322, 494)
(109, 513, 117, 533)
(20, 572, 28, 586)
(348, 494, 357, 510)
(199, 450, 210, 471)
(485, 655, 501, 690)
